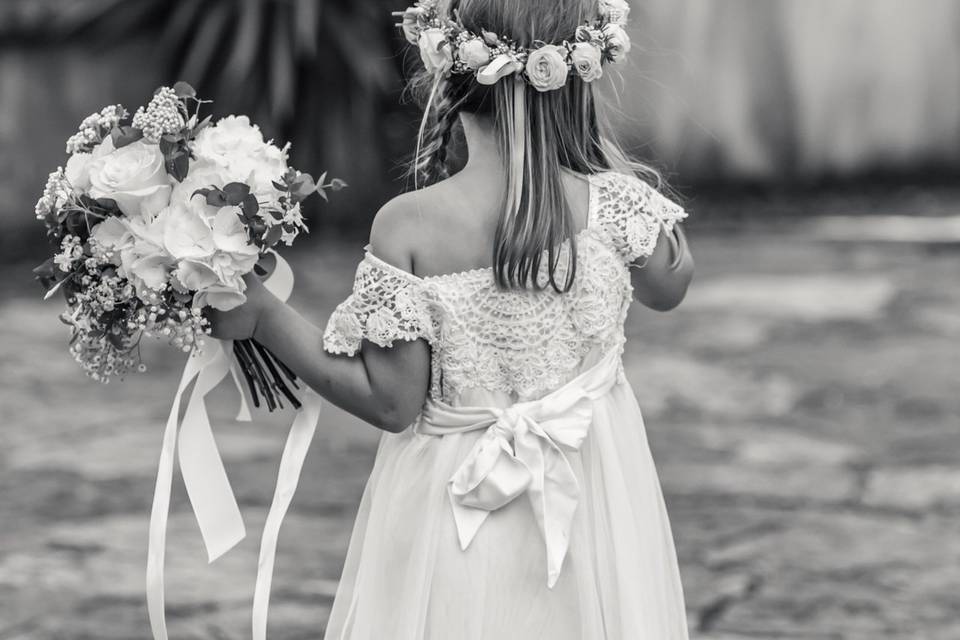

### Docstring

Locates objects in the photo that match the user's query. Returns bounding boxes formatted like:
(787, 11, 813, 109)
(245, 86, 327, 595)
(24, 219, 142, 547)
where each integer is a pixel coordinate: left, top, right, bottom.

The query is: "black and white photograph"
(1, 0, 959, 638)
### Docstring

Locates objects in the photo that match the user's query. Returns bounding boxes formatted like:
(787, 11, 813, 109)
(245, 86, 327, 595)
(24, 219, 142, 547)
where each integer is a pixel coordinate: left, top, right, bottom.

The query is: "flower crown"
(394, 0, 632, 92)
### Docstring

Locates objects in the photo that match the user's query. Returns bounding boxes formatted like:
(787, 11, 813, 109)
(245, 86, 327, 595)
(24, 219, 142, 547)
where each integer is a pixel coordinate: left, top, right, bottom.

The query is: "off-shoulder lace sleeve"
(590, 171, 688, 263)
(323, 250, 434, 356)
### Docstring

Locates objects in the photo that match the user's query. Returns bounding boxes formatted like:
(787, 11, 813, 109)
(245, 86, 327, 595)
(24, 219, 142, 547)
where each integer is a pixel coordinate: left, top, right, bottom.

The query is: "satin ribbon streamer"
(147, 254, 322, 640)
(416, 348, 624, 588)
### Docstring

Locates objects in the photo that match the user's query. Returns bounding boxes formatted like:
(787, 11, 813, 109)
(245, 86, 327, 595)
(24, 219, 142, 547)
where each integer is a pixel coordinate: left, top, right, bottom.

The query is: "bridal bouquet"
(34, 82, 343, 410)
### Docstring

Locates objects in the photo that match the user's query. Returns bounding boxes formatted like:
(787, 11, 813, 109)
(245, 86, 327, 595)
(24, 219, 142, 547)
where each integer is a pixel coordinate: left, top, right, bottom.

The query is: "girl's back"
(325, 168, 686, 405)
(370, 138, 592, 282)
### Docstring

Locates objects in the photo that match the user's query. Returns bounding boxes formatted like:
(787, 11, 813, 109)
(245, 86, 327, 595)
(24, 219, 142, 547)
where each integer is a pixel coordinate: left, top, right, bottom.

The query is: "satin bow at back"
(416, 348, 624, 588)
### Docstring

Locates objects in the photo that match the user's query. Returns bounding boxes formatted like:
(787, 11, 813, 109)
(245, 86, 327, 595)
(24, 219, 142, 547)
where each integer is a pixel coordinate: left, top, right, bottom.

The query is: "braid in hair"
(414, 82, 461, 186)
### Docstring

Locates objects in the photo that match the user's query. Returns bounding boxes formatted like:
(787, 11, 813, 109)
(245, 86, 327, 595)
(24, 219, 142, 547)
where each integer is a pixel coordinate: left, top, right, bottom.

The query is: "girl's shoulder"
(367, 191, 427, 276)
(369, 176, 495, 280)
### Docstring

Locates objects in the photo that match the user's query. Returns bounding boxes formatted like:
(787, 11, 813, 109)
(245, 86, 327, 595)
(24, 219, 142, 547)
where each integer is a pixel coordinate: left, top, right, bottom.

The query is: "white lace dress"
(321, 171, 690, 640)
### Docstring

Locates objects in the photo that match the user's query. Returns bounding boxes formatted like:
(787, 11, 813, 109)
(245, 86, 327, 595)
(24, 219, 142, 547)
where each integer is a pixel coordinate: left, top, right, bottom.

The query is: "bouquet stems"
(233, 339, 302, 411)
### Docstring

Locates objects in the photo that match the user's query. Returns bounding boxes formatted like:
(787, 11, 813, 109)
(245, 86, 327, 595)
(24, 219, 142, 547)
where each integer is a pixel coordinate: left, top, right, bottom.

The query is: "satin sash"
(147, 254, 323, 640)
(416, 348, 624, 588)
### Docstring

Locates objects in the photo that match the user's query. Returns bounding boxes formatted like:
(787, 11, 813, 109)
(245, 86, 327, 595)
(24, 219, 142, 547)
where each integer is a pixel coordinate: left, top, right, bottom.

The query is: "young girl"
(211, 0, 693, 637)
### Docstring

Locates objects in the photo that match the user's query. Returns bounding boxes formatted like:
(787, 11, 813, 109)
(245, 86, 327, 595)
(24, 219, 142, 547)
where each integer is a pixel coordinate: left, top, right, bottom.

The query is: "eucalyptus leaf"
(43, 279, 67, 301)
(223, 182, 252, 205)
(263, 225, 284, 247)
(242, 193, 260, 215)
(33, 258, 61, 293)
(204, 189, 229, 207)
(170, 153, 190, 182)
(112, 125, 144, 149)
(192, 114, 213, 135)
(159, 138, 177, 155)
(173, 80, 197, 98)
(94, 198, 120, 214)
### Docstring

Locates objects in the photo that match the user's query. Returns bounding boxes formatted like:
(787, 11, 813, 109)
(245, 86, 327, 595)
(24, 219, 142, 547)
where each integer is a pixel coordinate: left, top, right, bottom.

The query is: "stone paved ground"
(1, 216, 959, 639)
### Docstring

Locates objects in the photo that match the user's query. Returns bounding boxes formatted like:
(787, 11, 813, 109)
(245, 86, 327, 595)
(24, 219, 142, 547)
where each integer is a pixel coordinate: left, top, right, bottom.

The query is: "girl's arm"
(630, 224, 694, 311)
(249, 289, 431, 432)
(208, 211, 431, 433)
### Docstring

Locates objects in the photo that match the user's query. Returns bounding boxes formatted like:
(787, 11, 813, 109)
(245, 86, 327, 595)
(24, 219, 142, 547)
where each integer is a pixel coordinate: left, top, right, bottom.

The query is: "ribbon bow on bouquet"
(147, 254, 323, 640)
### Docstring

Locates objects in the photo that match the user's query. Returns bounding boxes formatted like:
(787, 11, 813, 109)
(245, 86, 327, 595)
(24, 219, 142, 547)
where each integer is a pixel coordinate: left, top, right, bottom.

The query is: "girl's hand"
(206, 273, 276, 341)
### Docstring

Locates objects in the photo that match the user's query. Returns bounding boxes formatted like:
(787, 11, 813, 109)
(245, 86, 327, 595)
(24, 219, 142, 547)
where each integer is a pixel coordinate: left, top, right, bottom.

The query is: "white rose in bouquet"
(88, 139, 172, 218)
(119, 211, 174, 296)
(168, 160, 232, 212)
(211, 207, 256, 254)
(65, 153, 94, 191)
(162, 202, 216, 261)
(65, 134, 118, 192)
(208, 207, 260, 283)
(159, 202, 258, 308)
(90, 216, 133, 253)
(192, 115, 268, 164)
(174, 260, 219, 292)
(189, 117, 291, 211)
(193, 282, 248, 312)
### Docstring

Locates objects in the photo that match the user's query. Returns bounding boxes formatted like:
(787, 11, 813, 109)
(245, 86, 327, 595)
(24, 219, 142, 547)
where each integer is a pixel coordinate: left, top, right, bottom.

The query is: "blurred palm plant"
(52, 0, 406, 224)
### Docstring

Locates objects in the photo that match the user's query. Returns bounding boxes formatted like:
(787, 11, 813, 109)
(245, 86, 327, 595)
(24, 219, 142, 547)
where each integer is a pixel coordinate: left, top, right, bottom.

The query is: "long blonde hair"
(411, 0, 660, 293)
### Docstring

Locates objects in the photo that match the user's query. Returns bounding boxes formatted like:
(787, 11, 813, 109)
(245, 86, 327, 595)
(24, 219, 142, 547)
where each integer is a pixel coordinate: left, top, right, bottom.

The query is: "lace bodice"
(323, 171, 687, 404)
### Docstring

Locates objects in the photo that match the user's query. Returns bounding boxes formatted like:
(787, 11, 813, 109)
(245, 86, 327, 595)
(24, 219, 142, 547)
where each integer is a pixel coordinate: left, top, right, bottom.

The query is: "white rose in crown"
(602, 24, 632, 63)
(459, 38, 492, 70)
(600, 0, 631, 26)
(87, 138, 172, 218)
(570, 43, 603, 82)
(418, 28, 454, 75)
(525, 45, 569, 92)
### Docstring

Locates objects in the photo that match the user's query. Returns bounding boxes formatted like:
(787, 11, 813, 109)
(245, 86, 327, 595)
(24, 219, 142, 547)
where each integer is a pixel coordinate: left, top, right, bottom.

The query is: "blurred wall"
(0, 44, 162, 259)
(622, 0, 960, 180)
(2, 0, 960, 259)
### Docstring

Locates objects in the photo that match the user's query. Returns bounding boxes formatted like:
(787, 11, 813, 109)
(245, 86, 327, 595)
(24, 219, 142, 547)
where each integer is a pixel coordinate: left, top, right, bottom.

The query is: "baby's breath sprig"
(132, 86, 186, 144)
(65, 105, 128, 155)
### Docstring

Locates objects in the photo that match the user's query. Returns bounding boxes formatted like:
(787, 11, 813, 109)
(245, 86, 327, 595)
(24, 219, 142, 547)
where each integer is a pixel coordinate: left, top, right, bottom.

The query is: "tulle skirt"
(323, 362, 689, 640)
